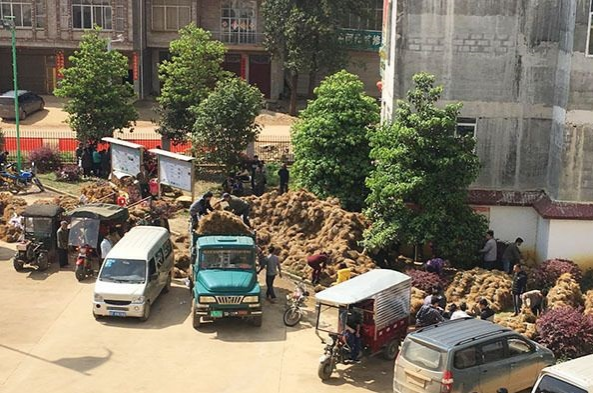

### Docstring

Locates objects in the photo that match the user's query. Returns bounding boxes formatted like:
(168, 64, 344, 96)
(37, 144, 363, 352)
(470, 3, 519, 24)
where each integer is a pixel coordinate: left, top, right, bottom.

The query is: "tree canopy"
(156, 24, 227, 144)
(364, 72, 487, 266)
(54, 27, 137, 142)
(262, 0, 364, 115)
(192, 77, 264, 172)
(292, 70, 379, 211)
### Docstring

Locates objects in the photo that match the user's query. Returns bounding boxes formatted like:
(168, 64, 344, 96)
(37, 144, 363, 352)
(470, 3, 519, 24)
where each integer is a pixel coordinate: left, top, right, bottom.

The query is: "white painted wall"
(488, 206, 539, 256)
(546, 220, 593, 269)
(536, 216, 550, 262)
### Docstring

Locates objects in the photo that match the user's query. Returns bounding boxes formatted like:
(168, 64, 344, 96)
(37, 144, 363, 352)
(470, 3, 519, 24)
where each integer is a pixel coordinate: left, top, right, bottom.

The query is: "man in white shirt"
(449, 302, 471, 320)
(100, 235, 113, 260)
(479, 230, 497, 270)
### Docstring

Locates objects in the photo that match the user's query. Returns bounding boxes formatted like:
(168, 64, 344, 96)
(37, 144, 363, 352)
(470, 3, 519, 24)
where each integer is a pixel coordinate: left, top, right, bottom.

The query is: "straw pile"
(0, 193, 27, 242)
(33, 196, 78, 211)
(411, 287, 426, 318)
(495, 311, 537, 339)
(445, 268, 513, 312)
(246, 190, 375, 283)
(81, 181, 118, 203)
(547, 273, 583, 309)
(584, 290, 593, 316)
(196, 210, 252, 236)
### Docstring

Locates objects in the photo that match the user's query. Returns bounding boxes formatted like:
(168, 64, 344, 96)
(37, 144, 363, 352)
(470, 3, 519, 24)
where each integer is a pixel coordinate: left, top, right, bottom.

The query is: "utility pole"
(1, 17, 22, 170)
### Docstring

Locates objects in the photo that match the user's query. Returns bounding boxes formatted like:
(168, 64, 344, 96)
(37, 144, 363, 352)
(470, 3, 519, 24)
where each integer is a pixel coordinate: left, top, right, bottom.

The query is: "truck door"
(505, 336, 541, 392)
(477, 339, 510, 393)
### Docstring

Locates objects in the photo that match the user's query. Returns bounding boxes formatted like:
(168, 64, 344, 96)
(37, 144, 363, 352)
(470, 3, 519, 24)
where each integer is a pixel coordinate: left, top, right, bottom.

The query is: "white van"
(93, 226, 174, 322)
(530, 354, 593, 393)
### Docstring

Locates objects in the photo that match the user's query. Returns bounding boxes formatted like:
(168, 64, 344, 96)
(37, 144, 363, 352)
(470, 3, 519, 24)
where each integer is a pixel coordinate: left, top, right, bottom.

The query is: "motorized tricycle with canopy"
(65, 203, 129, 281)
(13, 204, 64, 271)
(314, 269, 411, 380)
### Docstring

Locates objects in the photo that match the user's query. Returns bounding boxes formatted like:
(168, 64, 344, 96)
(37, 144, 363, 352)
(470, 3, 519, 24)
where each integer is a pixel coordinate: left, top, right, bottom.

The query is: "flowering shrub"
(532, 259, 582, 289)
(406, 269, 446, 293)
(29, 146, 62, 173)
(54, 165, 81, 182)
(536, 306, 593, 360)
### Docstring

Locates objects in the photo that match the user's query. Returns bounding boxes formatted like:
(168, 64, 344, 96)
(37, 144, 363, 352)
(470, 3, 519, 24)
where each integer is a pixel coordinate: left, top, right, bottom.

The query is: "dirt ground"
(0, 96, 294, 139)
(0, 190, 394, 393)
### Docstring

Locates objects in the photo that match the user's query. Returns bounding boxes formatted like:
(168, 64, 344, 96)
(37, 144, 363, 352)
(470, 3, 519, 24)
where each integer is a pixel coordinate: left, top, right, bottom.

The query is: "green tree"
(54, 27, 137, 142)
(292, 70, 379, 211)
(192, 77, 264, 171)
(156, 24, 227, 144)
(364, 72, 487, 266)
(262, 0, 363, 115)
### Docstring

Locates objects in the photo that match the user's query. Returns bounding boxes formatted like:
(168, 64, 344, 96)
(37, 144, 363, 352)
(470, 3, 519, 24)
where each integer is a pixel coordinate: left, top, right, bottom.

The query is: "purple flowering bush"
(29, 146, 62, 173)
(536, 306, 593, 360)
(407, 269, 446, 293)
(532, 259, 582, 289)
(54, 165, 81, 182)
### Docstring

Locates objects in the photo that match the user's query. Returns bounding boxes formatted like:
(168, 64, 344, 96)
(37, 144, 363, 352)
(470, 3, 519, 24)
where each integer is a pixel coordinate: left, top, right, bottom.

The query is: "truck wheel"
(318, 359, 334, 380)
(13, 258, 25, 271)
(251, 315, 263, 327)
(192, 304, 201, 329)
(75, 265, 86, 281)
(382, 338, 401, 360)
(36, 252, 49, 271)
(139, 302, 151, 322)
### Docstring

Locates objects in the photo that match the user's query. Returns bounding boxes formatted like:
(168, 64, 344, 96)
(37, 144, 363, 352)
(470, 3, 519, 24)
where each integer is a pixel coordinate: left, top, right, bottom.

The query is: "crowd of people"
(76, 142, 111, 178)
(221, 155, 291, 197)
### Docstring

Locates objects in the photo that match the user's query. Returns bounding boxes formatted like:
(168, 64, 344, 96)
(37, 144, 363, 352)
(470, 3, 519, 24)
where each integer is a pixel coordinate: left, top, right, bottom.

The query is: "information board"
(158, 154, 193, 192)
(108, 141, 142, 176)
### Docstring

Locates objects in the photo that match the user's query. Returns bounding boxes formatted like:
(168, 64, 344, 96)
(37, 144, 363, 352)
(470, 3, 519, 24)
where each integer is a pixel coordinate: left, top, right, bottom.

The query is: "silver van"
(530, 354, 593, 393)
(93, 226, 174, 322)
(394, 318, 554, 393)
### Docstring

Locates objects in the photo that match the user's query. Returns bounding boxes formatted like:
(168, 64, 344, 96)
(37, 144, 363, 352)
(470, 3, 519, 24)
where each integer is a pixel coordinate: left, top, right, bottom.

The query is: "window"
(456, 117, 477, 138)
(454, 347, 478, 369)
(401, 339, 445, 371)
(34, 0, 44, 28)
(163, 240, 172, 258)
(151, 0, 190, 31)
(507, 337, 534, 357)
(220, 0, 256, 44)
(535, 375, 587, 393)
(342, 0, 383, 31)
(586, 0, 593, 56)
(0, 0, 32, 27)
(155, 249, 164, 269)
(479, 340, 505, 364)
(148, 258, 156, 276)
(72, 0, 112, 30)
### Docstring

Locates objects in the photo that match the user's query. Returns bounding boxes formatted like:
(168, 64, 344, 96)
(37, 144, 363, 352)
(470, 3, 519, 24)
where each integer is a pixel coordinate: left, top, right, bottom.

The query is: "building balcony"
(209, 31, 264, 47)
(338, 29, 382, 51)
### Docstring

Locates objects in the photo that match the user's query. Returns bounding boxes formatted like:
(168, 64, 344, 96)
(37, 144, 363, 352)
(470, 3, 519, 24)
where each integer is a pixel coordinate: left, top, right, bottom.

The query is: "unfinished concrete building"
(381, 0, 593, 265)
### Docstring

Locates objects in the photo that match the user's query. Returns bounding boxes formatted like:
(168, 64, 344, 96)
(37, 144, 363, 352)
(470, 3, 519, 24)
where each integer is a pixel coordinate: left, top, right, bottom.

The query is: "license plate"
(109, 311, 126, 317)
(210, 311, 223, 318)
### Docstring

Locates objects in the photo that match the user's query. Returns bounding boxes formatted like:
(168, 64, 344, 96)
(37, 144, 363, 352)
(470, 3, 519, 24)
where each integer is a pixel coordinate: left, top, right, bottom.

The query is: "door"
(162, 239, 173, 272)
(154, 249, 166, 289)
(505, 337, 541, 392)
(223, 54, 242, 77)
(452, 346, 481, 392)
(147, 257, 158, 302)
(248, 54, 271, 98)
(477, 339, 510, 393)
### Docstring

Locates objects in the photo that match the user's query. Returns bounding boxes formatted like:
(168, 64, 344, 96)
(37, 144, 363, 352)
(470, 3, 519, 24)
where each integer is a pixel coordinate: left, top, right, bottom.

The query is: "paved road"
(0, 244, 393, 393)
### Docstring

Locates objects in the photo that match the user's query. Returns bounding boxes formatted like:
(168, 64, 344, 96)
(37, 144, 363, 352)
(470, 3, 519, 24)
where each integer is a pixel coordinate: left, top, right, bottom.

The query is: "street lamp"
(1, 16, 22, 171)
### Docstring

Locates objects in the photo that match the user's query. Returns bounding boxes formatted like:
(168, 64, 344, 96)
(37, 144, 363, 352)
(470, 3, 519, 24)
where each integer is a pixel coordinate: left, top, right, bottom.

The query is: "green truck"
(190, 234, 262, 328)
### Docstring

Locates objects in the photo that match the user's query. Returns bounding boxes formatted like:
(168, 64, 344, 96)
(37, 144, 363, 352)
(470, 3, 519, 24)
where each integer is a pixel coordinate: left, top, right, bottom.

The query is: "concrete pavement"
(0, 246, 393, 393)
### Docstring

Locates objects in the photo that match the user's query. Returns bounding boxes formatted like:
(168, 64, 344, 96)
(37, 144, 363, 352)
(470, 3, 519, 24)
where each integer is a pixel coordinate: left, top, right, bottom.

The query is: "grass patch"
(36, 172, 95, 196)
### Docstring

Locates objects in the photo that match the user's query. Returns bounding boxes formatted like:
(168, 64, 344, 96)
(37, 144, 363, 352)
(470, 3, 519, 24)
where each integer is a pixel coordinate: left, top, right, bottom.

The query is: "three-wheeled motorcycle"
(65, 203, 129, 281)
(13, 204, 64, 271)
(314, 269, 411, 380)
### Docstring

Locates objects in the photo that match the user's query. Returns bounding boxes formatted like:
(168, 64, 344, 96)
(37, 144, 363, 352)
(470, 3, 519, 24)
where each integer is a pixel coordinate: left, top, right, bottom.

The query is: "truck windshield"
(201, 249, 252, 270)
(100, 259, 146, 283)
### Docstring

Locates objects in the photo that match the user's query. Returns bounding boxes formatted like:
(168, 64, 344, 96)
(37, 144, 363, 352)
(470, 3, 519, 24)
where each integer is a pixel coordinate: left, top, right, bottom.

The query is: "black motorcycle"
(283, 281, 309, 326)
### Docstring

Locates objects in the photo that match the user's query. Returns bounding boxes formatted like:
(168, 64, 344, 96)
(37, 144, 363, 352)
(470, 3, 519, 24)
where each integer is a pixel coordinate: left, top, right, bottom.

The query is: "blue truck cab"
(191, 234, 262, 328)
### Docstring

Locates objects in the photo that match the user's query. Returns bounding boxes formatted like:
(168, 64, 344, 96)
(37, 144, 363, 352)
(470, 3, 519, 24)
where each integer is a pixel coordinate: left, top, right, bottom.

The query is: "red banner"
(56, 51, 64, 79)
(132, 52, 139, 81)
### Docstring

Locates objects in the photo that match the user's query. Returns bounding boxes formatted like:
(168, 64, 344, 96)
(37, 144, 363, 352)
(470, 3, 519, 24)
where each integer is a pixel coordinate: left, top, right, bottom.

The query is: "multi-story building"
(381, 0, 593, 266)
(0, 0, 382, 99)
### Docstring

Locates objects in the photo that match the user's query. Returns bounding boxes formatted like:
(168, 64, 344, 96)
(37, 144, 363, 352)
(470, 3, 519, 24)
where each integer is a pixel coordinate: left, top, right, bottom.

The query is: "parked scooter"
(0, 162, 44, 194)
(75, 245, 94, 281)
(283, 281, 309, 326)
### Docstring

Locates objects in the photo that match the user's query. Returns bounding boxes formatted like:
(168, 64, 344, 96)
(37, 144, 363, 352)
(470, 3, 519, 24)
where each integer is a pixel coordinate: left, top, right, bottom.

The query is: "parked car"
(393, 318, 555, 393)
(0, 90, 45, 120)
(528, 354, 593, 393)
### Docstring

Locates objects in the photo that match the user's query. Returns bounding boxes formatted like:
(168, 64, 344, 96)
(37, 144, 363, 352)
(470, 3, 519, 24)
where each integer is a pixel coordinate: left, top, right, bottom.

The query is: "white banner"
(159, 155, 193, 191)
(111, 144, 142, 176)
